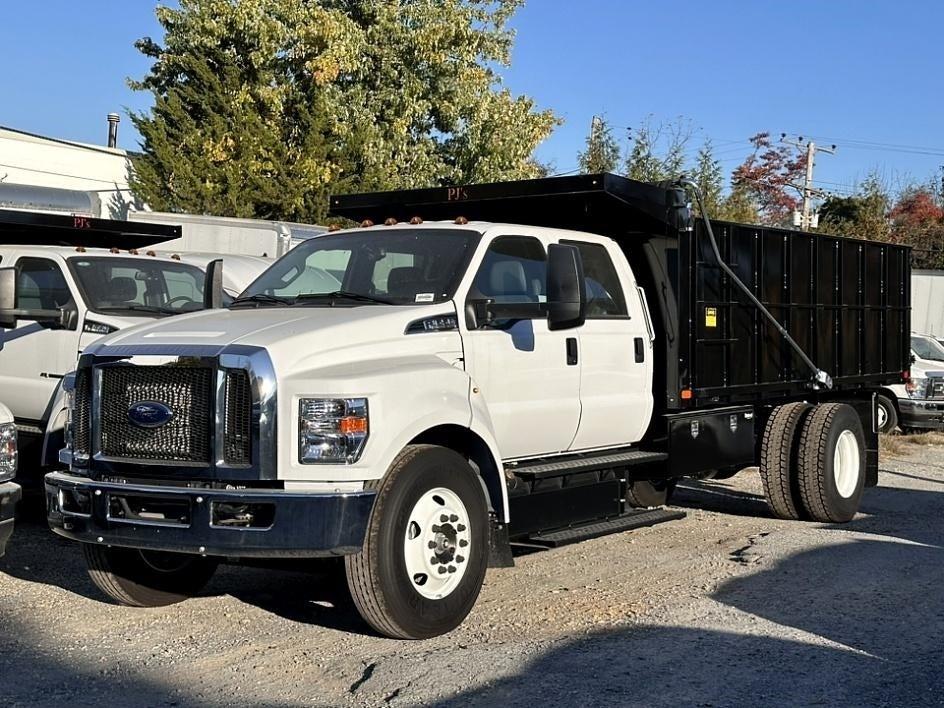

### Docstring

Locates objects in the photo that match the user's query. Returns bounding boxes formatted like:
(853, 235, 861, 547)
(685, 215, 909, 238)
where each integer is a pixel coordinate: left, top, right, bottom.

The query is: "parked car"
(43, 174, 908, 639)
(0, 402, 21, 557)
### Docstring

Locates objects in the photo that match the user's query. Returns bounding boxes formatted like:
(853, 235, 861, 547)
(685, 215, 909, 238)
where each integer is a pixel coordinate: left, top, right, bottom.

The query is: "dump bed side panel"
(679, 221, 911, 406)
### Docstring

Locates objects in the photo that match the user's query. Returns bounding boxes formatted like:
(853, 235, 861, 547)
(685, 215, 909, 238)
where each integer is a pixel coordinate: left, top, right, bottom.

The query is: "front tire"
(797, 403, 866, 523)
(345, 445, 489, 639)
(83, 544, 219, 607)
(876, 394, 898, 434)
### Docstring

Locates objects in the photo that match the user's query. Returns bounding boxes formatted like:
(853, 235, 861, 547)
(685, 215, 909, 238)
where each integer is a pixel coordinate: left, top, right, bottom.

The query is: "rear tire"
(759, 402, 812, 520)
(797, 403, 866, 523)
(626, 479, 676, 508)
(345, 445, 489, 639)
(83, 544, 218, 607)
(876, 394, 898, 434)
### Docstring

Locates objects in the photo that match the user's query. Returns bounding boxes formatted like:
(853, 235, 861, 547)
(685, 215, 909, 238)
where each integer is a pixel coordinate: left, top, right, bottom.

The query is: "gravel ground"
(2, 442, 943, 707)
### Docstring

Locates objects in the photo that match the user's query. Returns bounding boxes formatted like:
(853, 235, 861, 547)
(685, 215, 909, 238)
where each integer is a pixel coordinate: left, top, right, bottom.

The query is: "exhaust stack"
(106, 113, 120, 148)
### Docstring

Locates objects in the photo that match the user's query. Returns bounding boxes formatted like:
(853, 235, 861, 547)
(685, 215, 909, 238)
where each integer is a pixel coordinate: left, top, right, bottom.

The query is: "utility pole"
(781, 134, 836, 230)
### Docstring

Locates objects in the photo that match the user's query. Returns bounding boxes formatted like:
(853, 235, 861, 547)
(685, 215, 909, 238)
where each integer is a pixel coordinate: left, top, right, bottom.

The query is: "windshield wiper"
(229, 293, 293, 308)
(294, 291, 394, 305)
(95, 304, 174, 317)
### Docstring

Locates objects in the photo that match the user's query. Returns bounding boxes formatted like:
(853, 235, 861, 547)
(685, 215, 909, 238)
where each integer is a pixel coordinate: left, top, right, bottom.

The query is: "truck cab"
(881, 333, 944, 432)
(0, 211, 269, 483)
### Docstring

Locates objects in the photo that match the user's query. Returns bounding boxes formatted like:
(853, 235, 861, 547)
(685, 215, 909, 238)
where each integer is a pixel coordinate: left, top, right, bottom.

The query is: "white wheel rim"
(877, 404, 888, 430)
(833, 429, 860, 498)
(403, 487, 471, 600)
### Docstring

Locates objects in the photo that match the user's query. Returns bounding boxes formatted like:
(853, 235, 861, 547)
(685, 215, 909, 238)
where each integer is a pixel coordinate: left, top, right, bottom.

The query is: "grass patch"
(899, 431, 944, 446)
(880, 435, 907, 456)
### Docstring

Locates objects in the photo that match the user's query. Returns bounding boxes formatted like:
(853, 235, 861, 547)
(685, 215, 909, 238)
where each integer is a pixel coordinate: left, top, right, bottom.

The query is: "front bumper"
(45, 472, 375, 559)
(0, 481, 22, 557)
(898, 399, 944, 430)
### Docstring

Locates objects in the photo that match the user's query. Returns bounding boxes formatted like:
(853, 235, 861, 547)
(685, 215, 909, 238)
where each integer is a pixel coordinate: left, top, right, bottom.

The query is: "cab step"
(527, 508, 686, 548)
(507, 449, 667, 480)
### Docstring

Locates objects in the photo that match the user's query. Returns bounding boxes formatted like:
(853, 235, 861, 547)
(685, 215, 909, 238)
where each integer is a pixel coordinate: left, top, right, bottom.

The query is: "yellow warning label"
(705, 307, 718, 328)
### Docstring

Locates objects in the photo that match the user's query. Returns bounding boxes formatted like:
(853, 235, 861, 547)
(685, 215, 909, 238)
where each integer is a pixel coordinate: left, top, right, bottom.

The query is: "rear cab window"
(561, 239, 628, 318)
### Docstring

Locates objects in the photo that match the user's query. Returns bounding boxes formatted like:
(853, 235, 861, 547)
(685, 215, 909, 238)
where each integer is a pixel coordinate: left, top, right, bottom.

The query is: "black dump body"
(0, 209, 181, 250)
(331, 173, 911, 413)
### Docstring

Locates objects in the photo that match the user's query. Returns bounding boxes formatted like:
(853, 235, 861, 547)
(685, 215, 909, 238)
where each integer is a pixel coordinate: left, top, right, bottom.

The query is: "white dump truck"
(41, 175, 909, 638)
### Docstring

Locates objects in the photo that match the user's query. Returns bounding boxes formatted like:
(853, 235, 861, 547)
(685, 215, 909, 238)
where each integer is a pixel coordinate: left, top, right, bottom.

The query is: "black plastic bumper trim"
(45, 472, 375, 559)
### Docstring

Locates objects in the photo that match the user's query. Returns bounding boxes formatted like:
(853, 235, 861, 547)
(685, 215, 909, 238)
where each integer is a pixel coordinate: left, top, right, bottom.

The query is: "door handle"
(634, 337, 645, 363)
(566, 337, 578, 366)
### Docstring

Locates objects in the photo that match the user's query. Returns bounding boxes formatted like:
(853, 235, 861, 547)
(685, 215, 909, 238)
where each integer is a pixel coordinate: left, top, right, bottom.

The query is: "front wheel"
(876, 394, 898, 434)
(345, 445, 489, 639)
(83, 544, 219, 607)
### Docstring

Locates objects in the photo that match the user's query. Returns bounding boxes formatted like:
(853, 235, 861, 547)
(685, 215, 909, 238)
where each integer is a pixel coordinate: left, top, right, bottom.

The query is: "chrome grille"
(73, 368, 91, 456)
(99, 366, 213, 463)
(223, 370, 252, 465)
(930, 377, 944, 400)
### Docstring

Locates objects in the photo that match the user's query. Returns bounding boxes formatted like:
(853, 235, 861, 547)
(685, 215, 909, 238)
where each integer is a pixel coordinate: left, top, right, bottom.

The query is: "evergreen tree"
(690, 139, 723, 217)
(129, 0, 558, 221)
(577, 117, 621, 174)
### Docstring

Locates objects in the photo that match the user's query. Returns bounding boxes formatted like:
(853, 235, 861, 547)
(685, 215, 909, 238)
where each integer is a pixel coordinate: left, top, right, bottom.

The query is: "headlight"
(0, 423, 17, 481)
(298, 398, 368, 464)
(906, 377, 929, 399)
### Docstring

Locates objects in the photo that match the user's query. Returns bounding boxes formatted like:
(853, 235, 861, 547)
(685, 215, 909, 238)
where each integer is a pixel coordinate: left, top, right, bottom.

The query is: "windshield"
(911, 335, 944, 362)
(69, 257, 209, 315)
(238, 228, 480, 306)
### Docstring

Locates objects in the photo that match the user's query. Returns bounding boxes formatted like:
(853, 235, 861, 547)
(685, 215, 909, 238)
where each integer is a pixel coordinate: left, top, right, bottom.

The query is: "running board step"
(527, 508, 686, 548)
(508, 449, 667, 480)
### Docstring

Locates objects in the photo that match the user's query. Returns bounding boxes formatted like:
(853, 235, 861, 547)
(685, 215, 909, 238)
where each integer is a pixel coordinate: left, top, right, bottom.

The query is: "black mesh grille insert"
(223, 370, 252, 465)
(73, 368, 91, 456)
(100, 366, 213, 463)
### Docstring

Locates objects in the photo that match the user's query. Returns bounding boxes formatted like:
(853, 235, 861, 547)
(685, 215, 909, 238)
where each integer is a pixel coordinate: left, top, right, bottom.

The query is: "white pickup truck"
(876, 333, 944, 433)
(42, 175, 910, 639)
(0, 210, 270, 485)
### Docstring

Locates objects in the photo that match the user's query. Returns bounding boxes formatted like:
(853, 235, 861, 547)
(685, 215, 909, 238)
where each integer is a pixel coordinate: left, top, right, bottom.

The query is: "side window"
(563, 240, 628, 318)
(16, 258, 74, 311)
(472, 236, 547, 305)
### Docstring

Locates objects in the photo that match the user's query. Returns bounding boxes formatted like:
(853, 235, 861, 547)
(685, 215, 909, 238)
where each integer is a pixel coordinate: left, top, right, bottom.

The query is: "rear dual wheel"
(760, 402, 866, 523)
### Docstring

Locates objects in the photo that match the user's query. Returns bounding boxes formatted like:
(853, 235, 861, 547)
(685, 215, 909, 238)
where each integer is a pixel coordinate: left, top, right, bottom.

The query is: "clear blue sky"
(2, 0, 943, 197)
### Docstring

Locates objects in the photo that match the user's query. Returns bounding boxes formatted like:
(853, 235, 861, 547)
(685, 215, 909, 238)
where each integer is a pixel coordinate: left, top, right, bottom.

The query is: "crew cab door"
(0, 257, 82, 422)
(564, 239, 654, 449)
(462, 234, 581, 459)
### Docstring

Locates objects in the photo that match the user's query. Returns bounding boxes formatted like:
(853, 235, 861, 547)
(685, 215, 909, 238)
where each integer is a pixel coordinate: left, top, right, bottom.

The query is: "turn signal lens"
(680, 389, 693, 400)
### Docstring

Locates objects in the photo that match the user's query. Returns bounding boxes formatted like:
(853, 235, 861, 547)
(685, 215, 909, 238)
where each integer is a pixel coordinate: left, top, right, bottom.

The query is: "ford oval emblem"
(127, 401, 175, 429)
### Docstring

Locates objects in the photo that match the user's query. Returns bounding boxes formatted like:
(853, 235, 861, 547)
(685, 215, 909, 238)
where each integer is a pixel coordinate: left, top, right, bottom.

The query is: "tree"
(129, 0, 558, 221)
(690, 139, 723, 217)
(730, 132, 805, 226)
(889, 184, 944, 269)
(578, 117, 620, 174)
(818, 173, 890, 242)
(623, 117, 693, 183)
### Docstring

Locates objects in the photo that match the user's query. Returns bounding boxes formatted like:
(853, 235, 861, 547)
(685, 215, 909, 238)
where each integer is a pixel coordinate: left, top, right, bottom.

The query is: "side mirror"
(546, 244, 586, 331)
(0, 267, 73, 329)
(203, 259, 224, 309)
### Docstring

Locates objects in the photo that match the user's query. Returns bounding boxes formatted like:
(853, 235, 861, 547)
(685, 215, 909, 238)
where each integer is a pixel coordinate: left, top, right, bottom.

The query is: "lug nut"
(457, 524, 466, 532)
(449, 514, 458, 522)
(456, 555, 465, 563)
(447, 566, 456, 573)
(459, 539, 468, 548)
(438, 566, 447, 574)
(431, 524, 441, 533)
(428, 541, 437, 549)
(430, 556, 439, 564)
(440, 514, 449, 522)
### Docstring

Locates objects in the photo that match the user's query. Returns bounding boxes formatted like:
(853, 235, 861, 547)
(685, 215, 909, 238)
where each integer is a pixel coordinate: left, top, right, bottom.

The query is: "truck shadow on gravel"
(432, 479, 944, 707)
